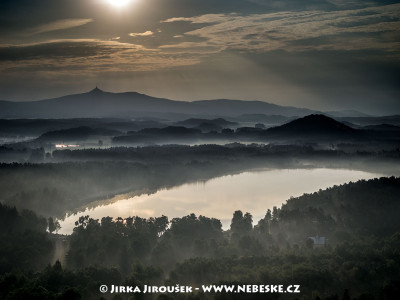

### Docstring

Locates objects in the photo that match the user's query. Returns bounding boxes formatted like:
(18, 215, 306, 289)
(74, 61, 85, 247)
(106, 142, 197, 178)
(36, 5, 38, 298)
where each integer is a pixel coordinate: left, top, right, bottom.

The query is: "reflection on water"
(59, 168, 384, 234)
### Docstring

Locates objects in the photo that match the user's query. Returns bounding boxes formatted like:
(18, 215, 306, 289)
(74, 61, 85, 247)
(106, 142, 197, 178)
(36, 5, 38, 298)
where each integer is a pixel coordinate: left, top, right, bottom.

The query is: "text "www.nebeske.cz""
(100, 284, 301, 294)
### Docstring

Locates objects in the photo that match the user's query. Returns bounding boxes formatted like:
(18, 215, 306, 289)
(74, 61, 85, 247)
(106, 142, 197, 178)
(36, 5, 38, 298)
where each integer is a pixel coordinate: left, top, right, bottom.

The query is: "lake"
(58, 168, 385, 234)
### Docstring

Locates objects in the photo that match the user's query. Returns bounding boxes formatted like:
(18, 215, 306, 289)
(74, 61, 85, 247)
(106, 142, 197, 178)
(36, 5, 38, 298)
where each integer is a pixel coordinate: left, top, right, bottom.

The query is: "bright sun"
(106, 0, 131, 7)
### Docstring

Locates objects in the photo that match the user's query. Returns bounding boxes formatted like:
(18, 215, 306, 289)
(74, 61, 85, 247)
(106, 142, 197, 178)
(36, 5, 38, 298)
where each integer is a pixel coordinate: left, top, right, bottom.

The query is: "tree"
(48, 217, 61, 233)
(243, 212, 253, 232)
(230, 210, 244, 234)
(54, 219, 61, 233)
(272, 206, 279, 219)
(265, 209, 272, 221)
(230, 210, 253, 238)
(48, 217, 56, 233)
(306, 237, 314, 249)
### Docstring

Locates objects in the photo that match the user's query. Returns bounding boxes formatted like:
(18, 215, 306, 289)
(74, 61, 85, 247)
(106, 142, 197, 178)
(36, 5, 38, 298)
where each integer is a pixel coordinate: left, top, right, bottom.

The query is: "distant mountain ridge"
(325, 110, 371, 118)
(0, 87, 317, 119)
(175, 118, 238, 128)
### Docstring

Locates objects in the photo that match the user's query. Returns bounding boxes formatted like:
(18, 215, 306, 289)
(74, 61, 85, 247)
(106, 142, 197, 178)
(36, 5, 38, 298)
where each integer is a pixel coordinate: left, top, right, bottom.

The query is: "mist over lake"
(59, 168, 386, 234)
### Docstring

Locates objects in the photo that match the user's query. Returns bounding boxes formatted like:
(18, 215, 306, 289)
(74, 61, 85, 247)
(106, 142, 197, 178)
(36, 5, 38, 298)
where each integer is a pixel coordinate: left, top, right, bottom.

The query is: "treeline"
(0, 146, 45, 163)
(1, 177, 400, 299)
(0, 144, 365, 217)
(280, 176, 400, 238)
(50, 144, 368, 163)
(0, 159, 248, 217)
(3, 142, 400, 165)
(1, 143, 399, 219)
(2, 143, 399, 218)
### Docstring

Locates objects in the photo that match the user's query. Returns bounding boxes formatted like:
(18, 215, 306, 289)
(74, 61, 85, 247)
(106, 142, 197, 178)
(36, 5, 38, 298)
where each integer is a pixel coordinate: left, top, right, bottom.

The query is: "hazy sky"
(0, 0, 399, 114)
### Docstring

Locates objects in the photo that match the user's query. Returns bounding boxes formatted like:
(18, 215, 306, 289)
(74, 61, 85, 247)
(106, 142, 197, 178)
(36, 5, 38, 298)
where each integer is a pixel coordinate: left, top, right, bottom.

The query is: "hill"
(325, 109, 370, 118)
(276, 176, 400, 239)
(174, 118, 237, 128)
(0, 118, 167, 138)
(232, 114, 291, 124)
(37, 126, 121, 142)
(192, 99, 315, 118)
(265, 114, 359, 140)
(362, 124, 400, 131)
(0, 87, 317, 119)
(338, 115, 400, 126)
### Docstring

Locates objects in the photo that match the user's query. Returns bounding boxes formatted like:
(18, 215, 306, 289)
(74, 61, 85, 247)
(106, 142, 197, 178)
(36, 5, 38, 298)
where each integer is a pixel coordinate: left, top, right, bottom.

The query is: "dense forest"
(0, 177, 399, 299)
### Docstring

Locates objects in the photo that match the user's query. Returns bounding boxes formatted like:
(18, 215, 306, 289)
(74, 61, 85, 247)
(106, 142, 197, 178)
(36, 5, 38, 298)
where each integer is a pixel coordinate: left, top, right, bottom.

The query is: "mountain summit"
(88, 86, 104, 94)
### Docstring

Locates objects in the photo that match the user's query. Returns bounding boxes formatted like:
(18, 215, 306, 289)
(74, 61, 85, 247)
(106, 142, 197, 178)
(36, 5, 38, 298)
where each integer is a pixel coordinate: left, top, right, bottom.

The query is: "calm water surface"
(59, 168, 385, 234)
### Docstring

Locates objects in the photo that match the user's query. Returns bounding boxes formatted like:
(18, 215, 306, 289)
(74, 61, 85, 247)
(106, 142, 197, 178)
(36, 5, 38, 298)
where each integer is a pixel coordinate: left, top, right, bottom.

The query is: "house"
(308, 235, 326, 247)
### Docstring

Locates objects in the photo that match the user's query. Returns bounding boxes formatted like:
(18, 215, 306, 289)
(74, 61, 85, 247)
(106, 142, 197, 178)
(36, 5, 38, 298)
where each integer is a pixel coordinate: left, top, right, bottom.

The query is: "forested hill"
(264, 114, 360, 140)
(278, 176, 400, 237)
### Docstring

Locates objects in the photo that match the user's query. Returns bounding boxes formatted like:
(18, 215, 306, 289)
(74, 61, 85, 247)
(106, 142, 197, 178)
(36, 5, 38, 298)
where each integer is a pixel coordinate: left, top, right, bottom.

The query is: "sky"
(0, 0, 399, 115)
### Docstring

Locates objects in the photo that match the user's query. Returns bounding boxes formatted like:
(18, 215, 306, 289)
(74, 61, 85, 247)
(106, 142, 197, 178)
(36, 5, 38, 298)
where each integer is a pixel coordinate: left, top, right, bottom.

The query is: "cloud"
(0, 39, 203, 74)
(129, 31, 154, 37)
(162, 14, 235, 24)
(30, 18, 93, 35)
(0, 39, 138, 61)
(160, 3, 400, 56)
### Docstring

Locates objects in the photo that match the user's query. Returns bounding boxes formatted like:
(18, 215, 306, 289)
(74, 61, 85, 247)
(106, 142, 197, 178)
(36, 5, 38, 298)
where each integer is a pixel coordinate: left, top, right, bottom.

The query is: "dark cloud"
(0, 40, 130, 61)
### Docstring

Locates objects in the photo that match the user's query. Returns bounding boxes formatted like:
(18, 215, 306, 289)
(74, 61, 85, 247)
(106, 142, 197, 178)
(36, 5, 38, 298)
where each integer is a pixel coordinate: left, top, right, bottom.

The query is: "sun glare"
(106, 0, 131, 7)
